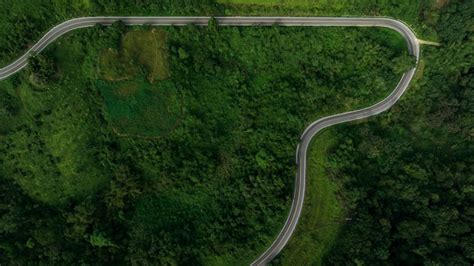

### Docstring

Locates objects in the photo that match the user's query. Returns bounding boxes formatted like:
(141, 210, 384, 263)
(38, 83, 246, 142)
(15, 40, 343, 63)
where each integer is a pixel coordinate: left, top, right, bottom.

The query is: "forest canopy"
(0, 14, 414, 266)
(0, 0, 472, 265)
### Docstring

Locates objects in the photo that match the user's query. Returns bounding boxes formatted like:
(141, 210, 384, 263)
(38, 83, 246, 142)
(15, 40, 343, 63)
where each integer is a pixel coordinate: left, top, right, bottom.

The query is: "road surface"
(0, 17, 420, 265)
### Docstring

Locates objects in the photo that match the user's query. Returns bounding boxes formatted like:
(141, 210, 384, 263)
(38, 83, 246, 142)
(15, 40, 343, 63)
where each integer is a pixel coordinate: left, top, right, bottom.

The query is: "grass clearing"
(97, 28, 175, 138)
(122, 29, 169, 83)
(98, 77, 182, 138)
(98, 29, 168, 83)
(280, 129, 344, 265)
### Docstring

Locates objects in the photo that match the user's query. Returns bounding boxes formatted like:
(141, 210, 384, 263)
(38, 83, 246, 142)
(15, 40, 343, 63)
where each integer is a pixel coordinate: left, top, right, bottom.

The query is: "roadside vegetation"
(218, 0, 444, 40)
(278, 129, 345, 266)
(0, 0, 449, 66)
(320, 2, 473, 264)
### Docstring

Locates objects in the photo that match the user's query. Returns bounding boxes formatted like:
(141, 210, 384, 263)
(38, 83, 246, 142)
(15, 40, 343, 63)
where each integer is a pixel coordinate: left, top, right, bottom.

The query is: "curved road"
(0, 17, 420, 265)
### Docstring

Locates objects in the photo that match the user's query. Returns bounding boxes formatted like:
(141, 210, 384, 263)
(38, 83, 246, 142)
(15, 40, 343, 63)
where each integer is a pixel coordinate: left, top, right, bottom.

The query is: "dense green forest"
(281, 1, 474, 265)
(319, 1, 474, 264)
(0, 6, 413, 266)
(0, 0, 472, 265)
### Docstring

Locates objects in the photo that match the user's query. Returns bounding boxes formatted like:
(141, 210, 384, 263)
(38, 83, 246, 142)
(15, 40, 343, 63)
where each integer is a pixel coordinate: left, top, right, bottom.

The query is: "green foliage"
(1, 28, 112, 205)
(1, 69, 111, 205)
(3, 0, 459, 264)
(0, 21, 410, 263)
(128, 190, 218, 264)
(89, 230, 117, 248)
(103, 165, 143, 218)
(0, 81, 22, 135)
(437, 0, 474, 43)
(29, 52, 57, 84)
(321, 1, 474, 265)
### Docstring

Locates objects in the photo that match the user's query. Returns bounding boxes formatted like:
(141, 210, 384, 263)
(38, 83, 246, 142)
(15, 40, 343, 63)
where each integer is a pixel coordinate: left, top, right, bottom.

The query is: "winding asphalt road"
(0, 17, 420, 265)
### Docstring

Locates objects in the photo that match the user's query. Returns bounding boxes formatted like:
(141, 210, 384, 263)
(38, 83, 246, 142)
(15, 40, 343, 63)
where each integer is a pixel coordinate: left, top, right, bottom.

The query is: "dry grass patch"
(98, 29, 169, 83)
(122, 29, 169, 83)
